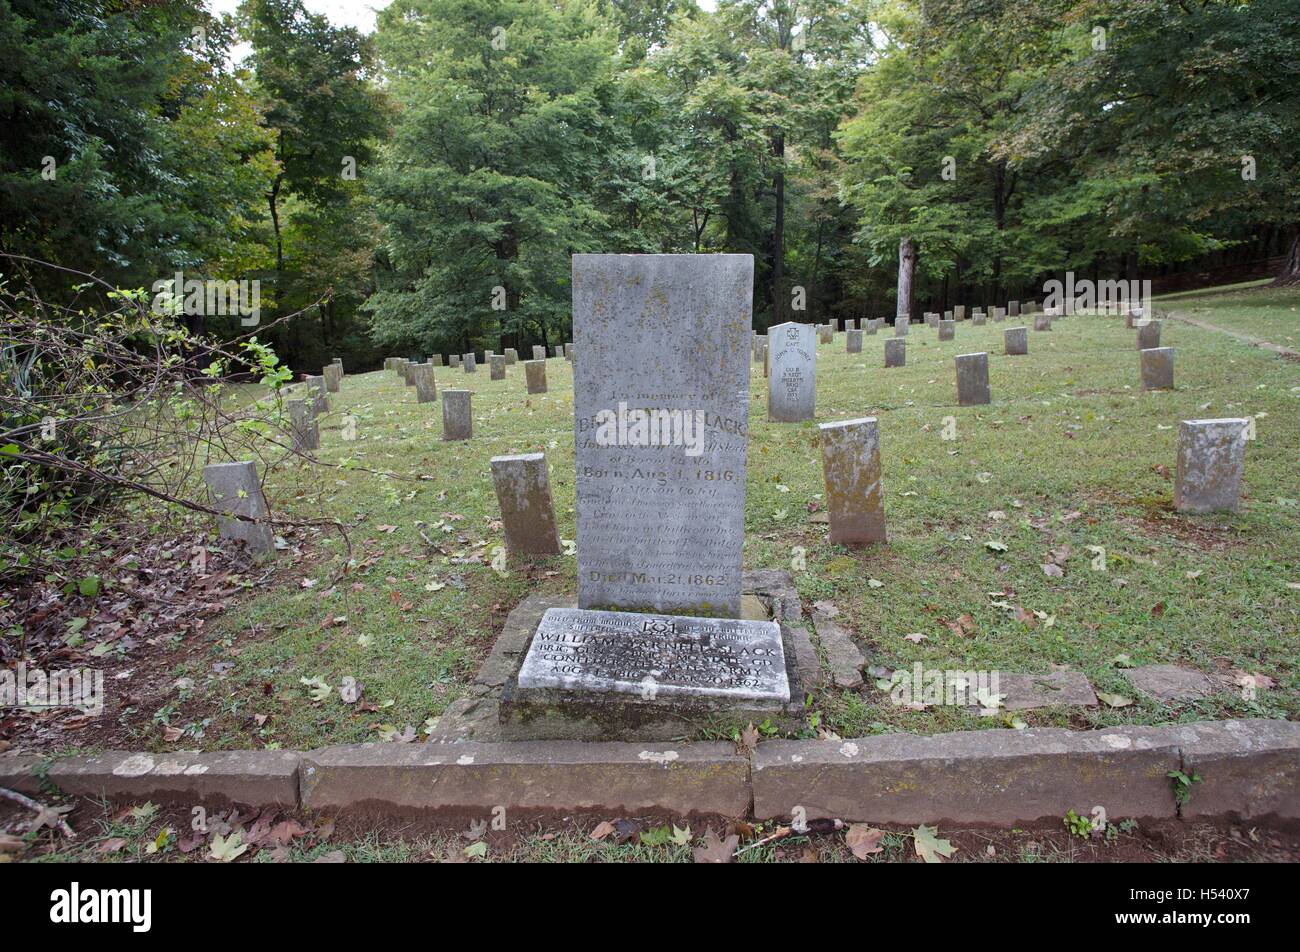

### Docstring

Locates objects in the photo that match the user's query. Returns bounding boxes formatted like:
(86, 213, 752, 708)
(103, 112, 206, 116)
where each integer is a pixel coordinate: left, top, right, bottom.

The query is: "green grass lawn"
(138, 285, 1299, 752)
(1158, 282, 1300, 347)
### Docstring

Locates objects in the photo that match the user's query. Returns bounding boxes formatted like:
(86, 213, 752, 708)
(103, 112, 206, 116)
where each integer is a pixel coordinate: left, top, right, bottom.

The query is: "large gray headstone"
(573, 253, 752, 617)
(767, 321, 816, 423)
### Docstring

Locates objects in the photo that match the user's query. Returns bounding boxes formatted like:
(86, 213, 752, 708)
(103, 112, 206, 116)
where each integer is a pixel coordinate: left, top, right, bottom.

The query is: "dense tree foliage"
(1, 0, 1294, 369)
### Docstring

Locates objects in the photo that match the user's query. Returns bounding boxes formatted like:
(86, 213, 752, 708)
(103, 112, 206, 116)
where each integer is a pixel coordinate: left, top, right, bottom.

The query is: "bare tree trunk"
(897, 237, 916, 319)
(1274, 229, 1300, 286)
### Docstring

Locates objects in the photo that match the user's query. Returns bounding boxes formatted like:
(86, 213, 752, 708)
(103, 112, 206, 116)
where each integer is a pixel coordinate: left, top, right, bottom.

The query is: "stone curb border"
(2, 719, 1295, 825)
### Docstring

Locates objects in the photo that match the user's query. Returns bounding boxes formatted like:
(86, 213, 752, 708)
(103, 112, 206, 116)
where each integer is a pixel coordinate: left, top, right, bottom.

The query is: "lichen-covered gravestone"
(1005, 326, 1028, 356)
(442, 390, 472, 440)
(1175, 418, 1248, 513)
(819, 417, 886, 545)
(202, 461, 274, 555)
(955, 352, 990, 406)
(490, 453, 562, 556)
(1141, 347, 1174, 390)
(524, 359, 547, 394)
(287, 399, 318, 452)
(572, 254, 752, 616)
(767, 321, 816, 423)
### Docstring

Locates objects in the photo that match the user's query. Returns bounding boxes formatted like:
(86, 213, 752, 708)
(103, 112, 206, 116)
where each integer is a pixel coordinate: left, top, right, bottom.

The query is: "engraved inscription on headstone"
(767, 321, 815, 423)
(517, 607, 790, 702)
(573, 254, 752, 617)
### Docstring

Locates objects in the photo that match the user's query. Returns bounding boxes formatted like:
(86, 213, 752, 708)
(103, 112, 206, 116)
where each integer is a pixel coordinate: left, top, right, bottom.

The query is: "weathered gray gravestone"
(846, 328, 863, 353)
(894, 316, 908, 337)
(1136, 319, 1161, 350)
(1033, 314, 1052, 332)
(972, 310, 986, 326)
(442, 389, 472, 440)
(884, 338, 906, 367)
(993, 306, 1006, 322)
(866, 319, 879, 335)
(490, 354, 506, 380)
(954, 305, 966, 321)
(565, 342, 574, 361)
(322, 364, 340, 393)
(450, 354, 461, 368)
(573, 253, 752, 617)
(505, 348, 518, 365)
(760, 341, 769, 377)
(846, 319, 857, 331)
(532, 345, 546, 361)
(1009, 300, 1021, 316)
(524, 359, 547, 394)
(414, 363, 437, 403)
(943, 310, 953, 322)
(490, 453, 562, 556)
(956, 352, 991, 406)
(819, 417, 886, 545)
(817, 324, 833, 345)
(287, 399, 319, 452)
(938, 319, 955, 341)
(463, 353, 477, 373)
(1174, 418, 1248, 513)
(1005, 326, 1028, 356)
(767, 321, 816, 423)
(1141, 347, 1174, 390)
(202, 461, 274, 555)
(304, 375, 329, 416)
(431, 354, 444, 367)
(552, 345, 562, 358)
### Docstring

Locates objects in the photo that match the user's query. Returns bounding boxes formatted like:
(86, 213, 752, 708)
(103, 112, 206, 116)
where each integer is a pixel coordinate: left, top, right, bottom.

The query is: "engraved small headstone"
(414, 363, 437, 403)
(1175, 418, 1248, 513)
(524, 358, 547, 394)
(955, 352, 990, 406)
(884, 338, 905, 367)
(491, 453, 562, 556)
(202, 461, 274, 555)
(1004, 326, 1028, 356)
(1141, 347, 1174, 390)
(819, 417, 886, 545)
(442, 389, 472, 440)
(767, 321, 816, 422)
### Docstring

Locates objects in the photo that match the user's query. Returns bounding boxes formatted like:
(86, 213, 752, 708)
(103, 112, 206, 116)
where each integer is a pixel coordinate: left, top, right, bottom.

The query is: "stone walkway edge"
(1, 719, 1294, 825)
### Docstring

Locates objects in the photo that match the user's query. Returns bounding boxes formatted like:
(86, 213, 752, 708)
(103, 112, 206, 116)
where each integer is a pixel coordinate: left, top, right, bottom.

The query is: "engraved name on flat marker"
(517, 608, 790, 702)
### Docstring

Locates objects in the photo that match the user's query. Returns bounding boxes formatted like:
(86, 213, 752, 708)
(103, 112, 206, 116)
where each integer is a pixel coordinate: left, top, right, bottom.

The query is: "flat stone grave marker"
(1005, 326, 1028, 355)
(203, 461, 274, 555)
(819, 417, 886, 545)
(956, 352, 991, 406)
(514, 607, 790, 703)
(1141, 346, 1174, 390)
(1175, 418, 1248, 513)
(442, 389, 472, 440)
(524, 359, 547, 394)
(490, 453, 562, 556)
(572, 253, 751, 617)
(490, 354, 506, 380)
(884, 338, 905, 367)
(767, 321, 816, 423)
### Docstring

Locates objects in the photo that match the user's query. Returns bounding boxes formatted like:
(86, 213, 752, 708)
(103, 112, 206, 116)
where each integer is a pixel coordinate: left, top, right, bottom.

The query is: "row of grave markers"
(199, 280, 1246, 578)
